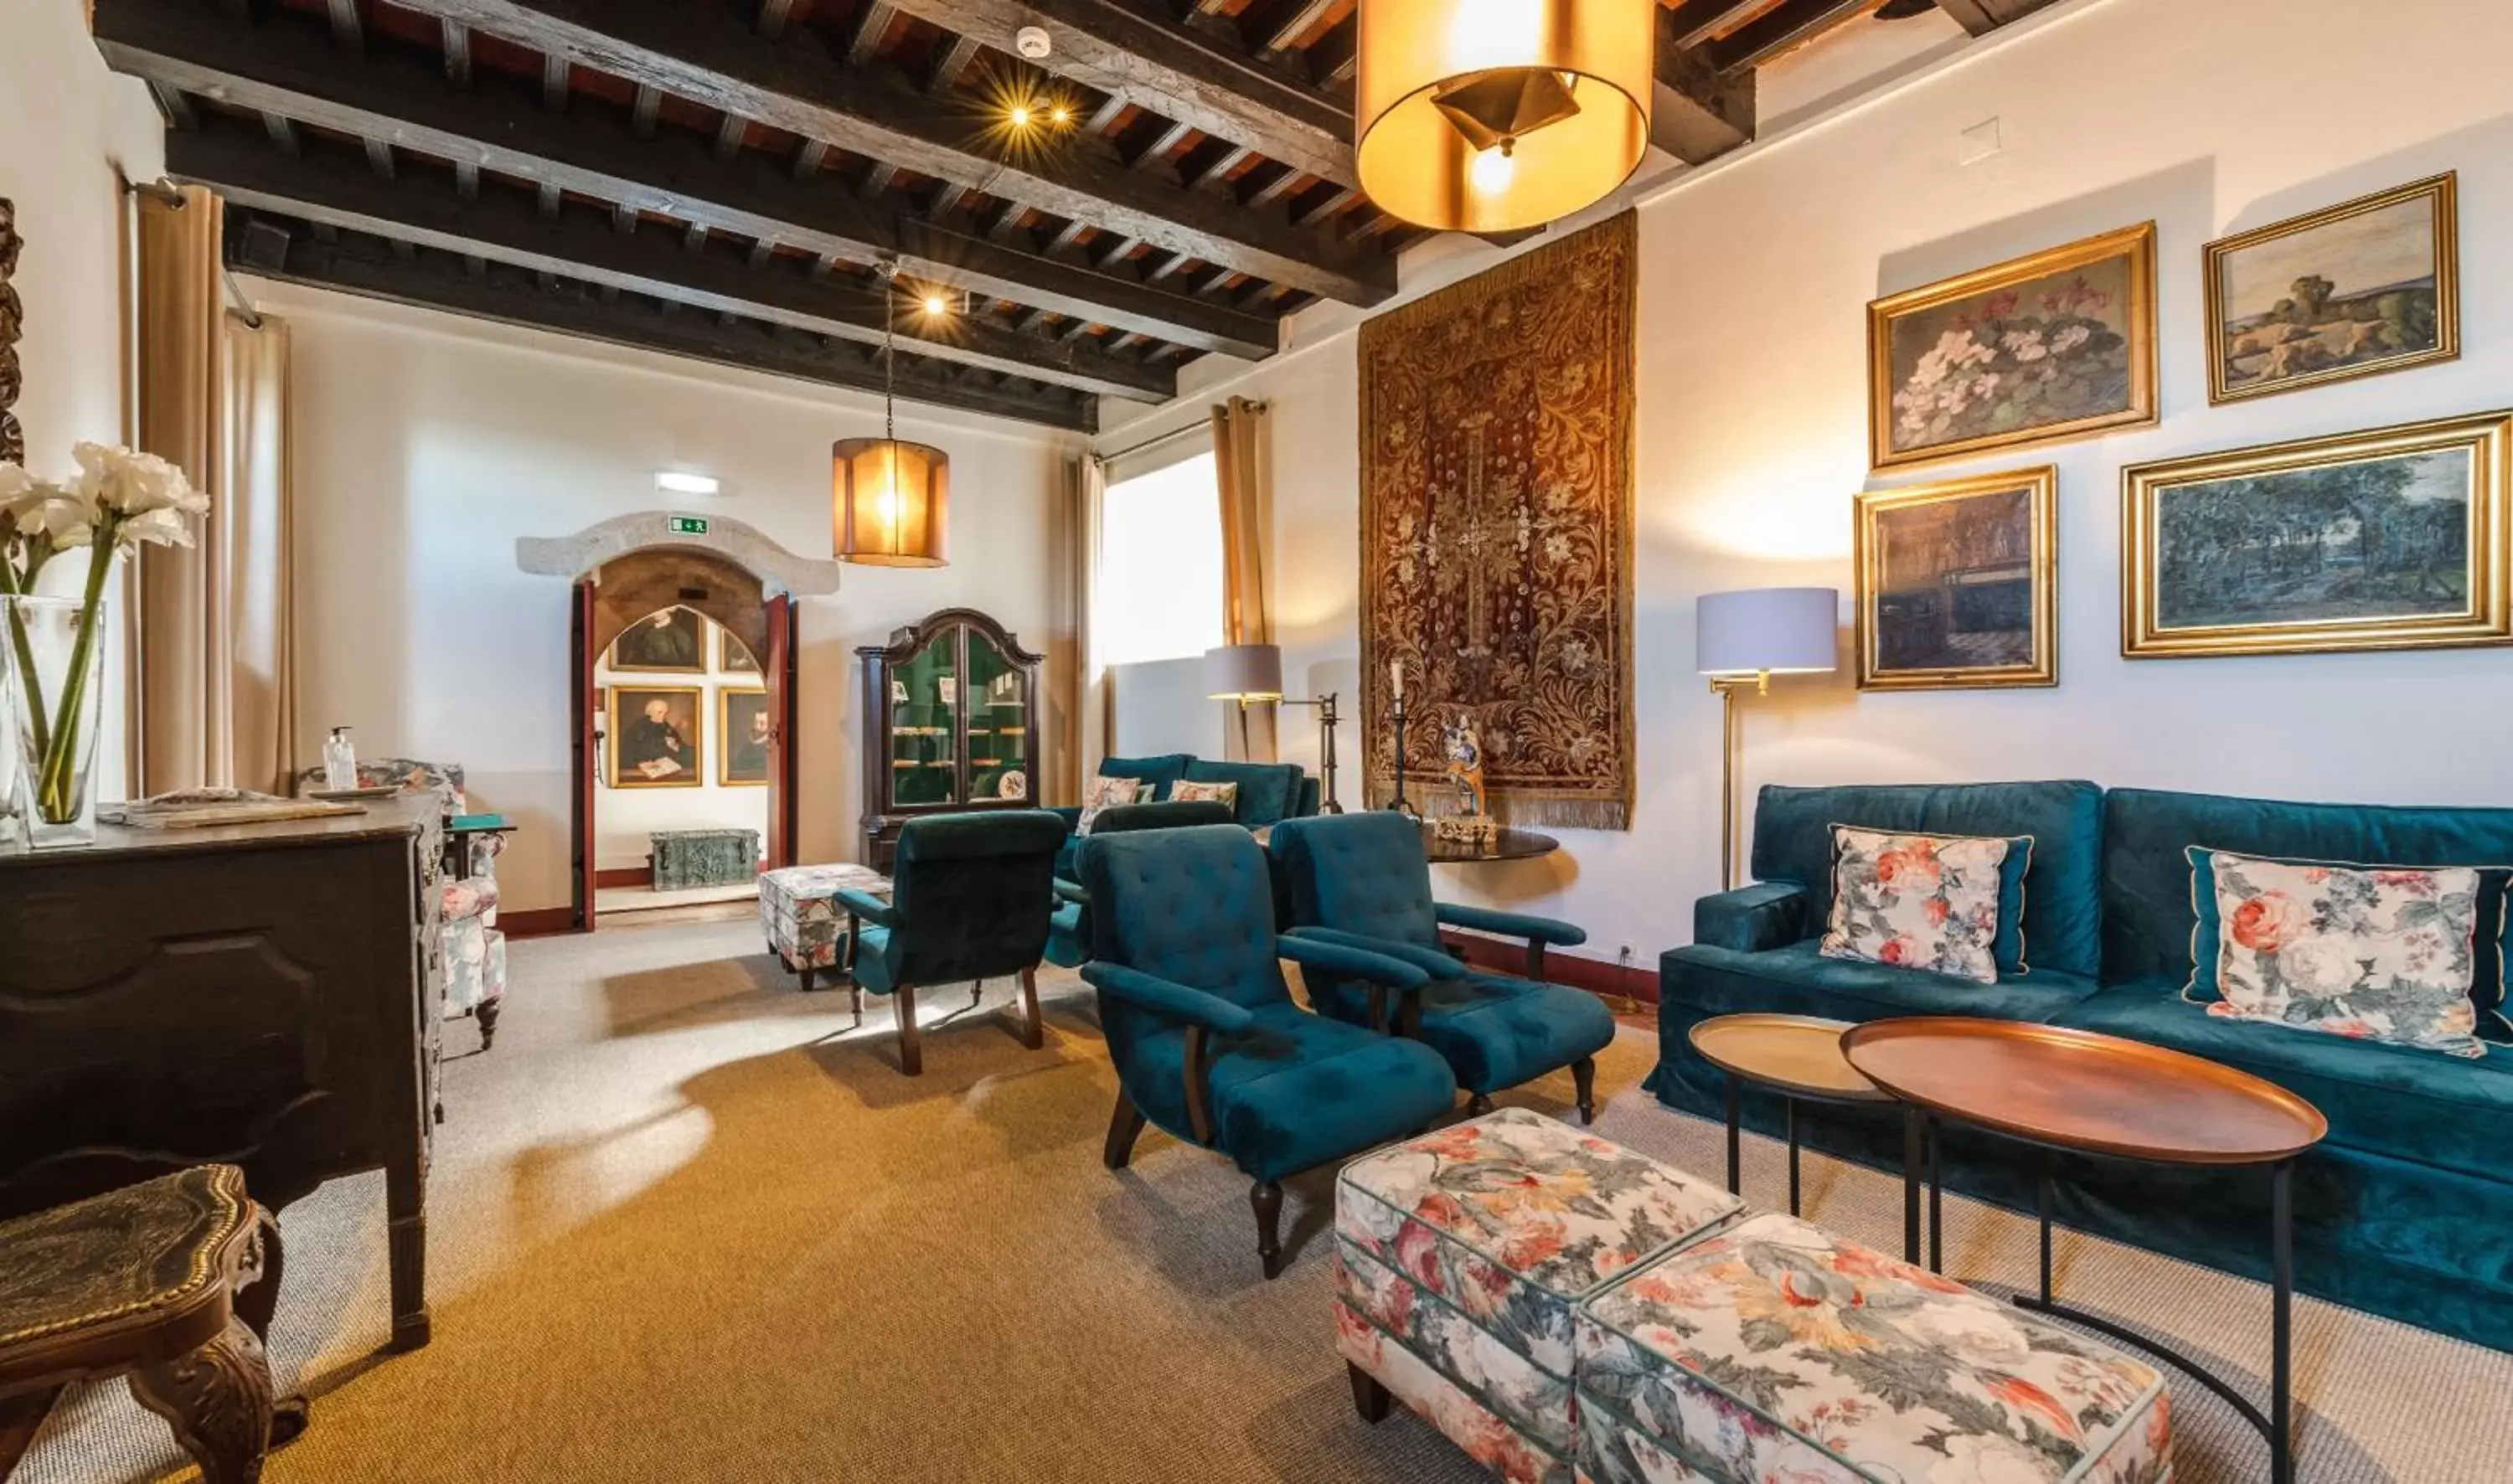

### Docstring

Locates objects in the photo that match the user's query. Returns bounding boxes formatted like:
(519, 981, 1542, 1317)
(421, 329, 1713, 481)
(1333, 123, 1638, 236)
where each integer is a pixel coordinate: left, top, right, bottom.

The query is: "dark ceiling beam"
(1930, 0, 2001, 33)
(168, 120, 1173, 399)
(845, 2, 899, 65)
(1660, 0, 1762, 51)
(394, 0, 1391, 301)
(756, 0, 798, 39)
(1651, 13, 1756, 167)
(859, 0, 1355, 188)
(441, 20, 472, 86)
(1704, 0, 1879, 74)
(90, 0, 1278, 357)
(926, 33, 983, 91)
(324, 0, 361, 50)
(1244, 0, 1336, 57)
(1305, 18, 1355, 86)
(229, 212, 1097, 430)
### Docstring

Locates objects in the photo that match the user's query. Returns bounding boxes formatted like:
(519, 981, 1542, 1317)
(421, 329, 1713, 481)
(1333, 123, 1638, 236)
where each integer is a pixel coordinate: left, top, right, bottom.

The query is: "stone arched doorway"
(519, 513, 841, 930)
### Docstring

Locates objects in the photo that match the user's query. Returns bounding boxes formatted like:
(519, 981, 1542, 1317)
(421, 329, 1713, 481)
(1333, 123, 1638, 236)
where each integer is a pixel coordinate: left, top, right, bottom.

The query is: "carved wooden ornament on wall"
(0, 198, 22, 465)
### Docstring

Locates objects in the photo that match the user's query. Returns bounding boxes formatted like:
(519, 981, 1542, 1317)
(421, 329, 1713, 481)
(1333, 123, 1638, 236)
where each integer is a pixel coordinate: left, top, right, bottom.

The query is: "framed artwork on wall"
(720, 688, 771, 786)
(608, 686, 704, 786)
(1868, 222, 2158, 471)
(1855, 465, 2059, 690)
(2205, 173, 2458, 404)
(719, 629, 759, 673)
(2123, 410, 2511, 659)
(611, 606, 705, 672)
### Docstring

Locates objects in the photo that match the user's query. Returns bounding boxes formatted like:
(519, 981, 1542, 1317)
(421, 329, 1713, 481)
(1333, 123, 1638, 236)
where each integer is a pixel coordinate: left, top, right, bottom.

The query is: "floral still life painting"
(1855, 465, 2056, 689)
(2206, 173, 2457, 404)
(2123, 410, 2510, 658)
(1869, 223, 2156, 470)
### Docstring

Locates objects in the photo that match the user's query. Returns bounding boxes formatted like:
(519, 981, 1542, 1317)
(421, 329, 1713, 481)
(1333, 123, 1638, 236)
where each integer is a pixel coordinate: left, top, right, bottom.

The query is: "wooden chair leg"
(1016, 966, 1044, 1050)
(894, 985, 923, 1076)
(1, 1386, 67, 1477)
(1347, 1361, 1392, 1425)
(850, 986, 863, 1027)
(129, 1317, 275, 1484)
(1465, 1092, 1496, 1116)
(1103, 1092, 1148, 1170)
(476, 998, 500, 1050)
(1572, 1057, 1597, 1126)
(1251, 1179, 1286, 1280)
(234, 1208, 307, 1445)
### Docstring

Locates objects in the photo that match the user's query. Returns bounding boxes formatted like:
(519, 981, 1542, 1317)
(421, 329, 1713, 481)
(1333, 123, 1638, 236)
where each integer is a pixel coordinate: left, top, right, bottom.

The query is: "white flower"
(72, 441, 206, 520)
(1931, 1433, 2050, 1484)
(2001, 328, 2049, 363)
(1902, 1302, 2030, 1368)
(2051, 323, 2092, 354)
(0, 466, 95, 548)
(2277, 938, 2356, 995)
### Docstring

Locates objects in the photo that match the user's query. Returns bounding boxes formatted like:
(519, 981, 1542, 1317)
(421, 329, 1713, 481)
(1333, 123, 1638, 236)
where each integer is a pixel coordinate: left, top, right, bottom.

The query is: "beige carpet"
(20, 919, 2513, 1483)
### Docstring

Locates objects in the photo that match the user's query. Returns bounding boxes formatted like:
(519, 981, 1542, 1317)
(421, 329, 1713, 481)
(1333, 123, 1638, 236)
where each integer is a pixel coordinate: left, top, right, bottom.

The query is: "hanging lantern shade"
(832, 436, 950, 566)
(1355, 0, 1654, 234)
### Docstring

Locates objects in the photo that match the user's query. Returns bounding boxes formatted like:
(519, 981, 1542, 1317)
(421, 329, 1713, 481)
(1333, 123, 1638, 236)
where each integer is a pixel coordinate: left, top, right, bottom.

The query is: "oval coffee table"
(1843, 1017, 2328, 1484)
(1687, 1014, 1893, 1219)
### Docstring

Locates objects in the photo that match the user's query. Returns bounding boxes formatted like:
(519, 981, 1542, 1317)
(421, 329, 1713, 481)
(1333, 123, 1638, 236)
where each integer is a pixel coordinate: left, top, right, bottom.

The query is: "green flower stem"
(0, 559, 55, 760)
(35, 528, 116, 825)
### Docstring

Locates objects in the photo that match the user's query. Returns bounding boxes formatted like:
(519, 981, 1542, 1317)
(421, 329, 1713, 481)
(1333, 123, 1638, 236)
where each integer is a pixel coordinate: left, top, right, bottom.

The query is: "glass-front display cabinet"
(857, 608, 1041, 872)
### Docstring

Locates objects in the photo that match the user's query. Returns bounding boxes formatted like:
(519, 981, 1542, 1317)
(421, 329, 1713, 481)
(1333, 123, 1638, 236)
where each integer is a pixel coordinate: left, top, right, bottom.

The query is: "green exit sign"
(666, 515, 710, 535)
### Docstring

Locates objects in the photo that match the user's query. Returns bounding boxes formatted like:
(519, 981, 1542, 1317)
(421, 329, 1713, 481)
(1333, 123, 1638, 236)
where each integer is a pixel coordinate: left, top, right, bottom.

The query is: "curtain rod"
(1093, 399, 1267, 466)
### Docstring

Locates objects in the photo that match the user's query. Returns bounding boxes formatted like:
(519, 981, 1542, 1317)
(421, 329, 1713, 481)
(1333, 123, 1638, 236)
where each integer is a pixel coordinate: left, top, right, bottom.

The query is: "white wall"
(1, 0, 165, 800)
(254, 281, 1076, 911)
(1102, 0, 2513, 967)
(592, 610, 771, 872)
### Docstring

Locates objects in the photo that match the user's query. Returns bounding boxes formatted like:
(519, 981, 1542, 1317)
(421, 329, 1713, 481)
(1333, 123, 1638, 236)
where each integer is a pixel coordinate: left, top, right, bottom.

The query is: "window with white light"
(1097, 451, 1226, 666)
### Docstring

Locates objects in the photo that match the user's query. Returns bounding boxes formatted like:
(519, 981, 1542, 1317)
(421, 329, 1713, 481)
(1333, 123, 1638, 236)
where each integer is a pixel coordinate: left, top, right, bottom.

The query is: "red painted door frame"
(570, 578, 599, 932)
(765, 594, 800, 870)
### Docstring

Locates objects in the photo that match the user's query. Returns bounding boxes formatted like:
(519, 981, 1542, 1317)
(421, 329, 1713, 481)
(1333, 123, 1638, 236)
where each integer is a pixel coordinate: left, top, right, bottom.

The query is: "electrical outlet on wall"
(1618, 945, 1635, 968)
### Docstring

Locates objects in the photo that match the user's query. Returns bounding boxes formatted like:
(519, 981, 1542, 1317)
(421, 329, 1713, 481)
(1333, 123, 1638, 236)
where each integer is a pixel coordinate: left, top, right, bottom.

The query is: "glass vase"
(6, 594, 107, 850)
(0, 612, 20, 851)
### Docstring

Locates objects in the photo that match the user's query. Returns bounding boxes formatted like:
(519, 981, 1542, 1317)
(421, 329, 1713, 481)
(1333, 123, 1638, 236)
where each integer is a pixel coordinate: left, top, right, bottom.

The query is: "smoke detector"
(1014, 25, 1053, 59)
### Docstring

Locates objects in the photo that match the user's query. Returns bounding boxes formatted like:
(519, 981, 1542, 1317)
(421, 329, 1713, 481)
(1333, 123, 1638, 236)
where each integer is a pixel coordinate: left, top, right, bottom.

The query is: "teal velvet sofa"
(1652, 781, 2513, 1354)
(1049, 755, 1323, 881)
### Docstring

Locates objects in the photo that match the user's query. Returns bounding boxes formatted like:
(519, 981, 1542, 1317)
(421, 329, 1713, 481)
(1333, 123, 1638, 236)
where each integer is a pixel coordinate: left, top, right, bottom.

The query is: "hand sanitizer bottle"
(323, 726, 358, 792)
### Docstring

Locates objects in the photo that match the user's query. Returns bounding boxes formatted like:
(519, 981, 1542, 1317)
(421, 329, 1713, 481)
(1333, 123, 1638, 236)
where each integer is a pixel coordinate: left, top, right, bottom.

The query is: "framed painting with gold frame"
(1855, 466, 2058, 690)
(2204, 173, 2459, 405)
(718, 687, 771, 786)
(1868, 223, 2158, 471)
(2123, 410, 2511, 659)
(607, 685, 704, 787)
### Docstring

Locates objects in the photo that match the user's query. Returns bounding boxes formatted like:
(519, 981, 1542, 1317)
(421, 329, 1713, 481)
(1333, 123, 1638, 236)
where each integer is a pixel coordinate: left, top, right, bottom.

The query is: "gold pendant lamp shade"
(1355, 0, 1654, 234)
(832, 435, 950, 566)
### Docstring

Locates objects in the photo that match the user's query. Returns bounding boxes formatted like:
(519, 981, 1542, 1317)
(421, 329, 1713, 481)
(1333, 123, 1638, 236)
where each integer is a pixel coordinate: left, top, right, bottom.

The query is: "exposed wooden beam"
(1080, 93, 1128, 135)
(630, 82, 662, 136)
(1660, 0, 1762, 51)
(1244, 0, 1336, 56)
(1705, 0, 1876, 74)
(261, 111, 301, 155)
(395, 0, 1388, 301)
(756, 0, 798, 39)
(1931, 0, 2002, 34)
(441, 20, 472, 86)
(854, 0, 1355, 188)
(846, 2, 898, 65)
(1130, 119, 1195, 172)
(1043, 217, 1091, 255)
(92, 0, 1280, 356)
(148, 80, 198, 128)
(325, 0, 361, 50)
(364, 137, 396, 178)
(540, 51, 570, 111)
(1305, 17, 1355, 86)
(1652, 13, 1756, 167)
(229, 213, 1097, 429)
(926, 33, 983, 92)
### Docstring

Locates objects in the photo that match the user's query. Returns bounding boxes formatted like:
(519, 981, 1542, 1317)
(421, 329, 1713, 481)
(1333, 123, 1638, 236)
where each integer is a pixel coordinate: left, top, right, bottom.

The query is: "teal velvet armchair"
(1269, 812, 1616, 1122)
(1076, 824, 1458, 1277)
(1045, 800, 1237, 969)
(839, 809, 1068, 1076)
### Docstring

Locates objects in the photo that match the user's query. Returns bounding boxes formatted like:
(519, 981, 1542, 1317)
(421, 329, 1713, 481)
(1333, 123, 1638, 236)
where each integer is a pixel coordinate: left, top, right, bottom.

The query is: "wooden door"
(765, 594, 800, 869)
(570, 578, 598, 931)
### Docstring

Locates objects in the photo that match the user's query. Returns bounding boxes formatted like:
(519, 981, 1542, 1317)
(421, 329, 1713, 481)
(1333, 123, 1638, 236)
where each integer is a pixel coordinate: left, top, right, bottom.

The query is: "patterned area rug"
(1359, 212, 1637, 828)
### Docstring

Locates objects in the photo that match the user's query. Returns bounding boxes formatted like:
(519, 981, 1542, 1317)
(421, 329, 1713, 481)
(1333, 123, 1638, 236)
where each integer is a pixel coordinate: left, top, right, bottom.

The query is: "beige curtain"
(1211, 395, 1276, 760)
(135, 186, 299, 795)
(1049, 453, 1108, 804)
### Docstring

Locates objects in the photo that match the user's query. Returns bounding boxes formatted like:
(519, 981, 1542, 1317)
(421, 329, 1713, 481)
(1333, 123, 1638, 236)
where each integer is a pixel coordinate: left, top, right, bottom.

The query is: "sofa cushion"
(1327, 976, 1617, 1096)
(2053, 981, 2513, 1183)
(1752, 781, 2105, 977)
(1575, 1213, 2168, 1484)
(1097, 752, 1193, 799)
(1183, 758, 1303, 827)
(1664, 939, 2102, 1026)
(1819, 825, 2018, 984)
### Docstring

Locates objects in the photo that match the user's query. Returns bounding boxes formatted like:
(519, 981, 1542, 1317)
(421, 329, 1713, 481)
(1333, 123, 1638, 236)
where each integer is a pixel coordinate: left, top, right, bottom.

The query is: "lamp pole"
(1708, 671, 1769, 891)
(1279, 693, 1344, 812)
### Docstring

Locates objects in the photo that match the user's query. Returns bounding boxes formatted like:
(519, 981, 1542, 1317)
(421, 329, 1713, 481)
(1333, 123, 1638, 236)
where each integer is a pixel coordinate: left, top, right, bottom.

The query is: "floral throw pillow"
(1819, 826, 2013, 984)
(1074, 774, 1143, 835)
(1169, 779, 1240, 815)
(2187, 848, 2488, 1058)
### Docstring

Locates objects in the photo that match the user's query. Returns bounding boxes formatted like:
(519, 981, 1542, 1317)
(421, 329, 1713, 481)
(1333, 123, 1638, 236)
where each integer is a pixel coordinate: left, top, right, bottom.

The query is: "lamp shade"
(833, 436, 949, 567)
(1205, 643, 1285, 701)
(1697, 588, 1840, 677)
(1355, 0, 1654, 234)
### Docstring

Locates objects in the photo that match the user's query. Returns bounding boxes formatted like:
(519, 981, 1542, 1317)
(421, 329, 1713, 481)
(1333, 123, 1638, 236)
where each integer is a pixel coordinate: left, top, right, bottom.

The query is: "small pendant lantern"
(833, 265, 950, 567)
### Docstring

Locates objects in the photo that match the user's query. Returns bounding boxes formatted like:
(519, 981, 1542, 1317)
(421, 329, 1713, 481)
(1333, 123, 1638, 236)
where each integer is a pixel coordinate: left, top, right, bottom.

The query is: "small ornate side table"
(0, 1165, 306, 1484)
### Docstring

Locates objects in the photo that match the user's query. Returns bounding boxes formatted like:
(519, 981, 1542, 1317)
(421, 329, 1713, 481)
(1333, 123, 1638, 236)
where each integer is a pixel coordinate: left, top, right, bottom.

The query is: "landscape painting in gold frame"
(1869, 223, 2157, 471)
(1855, 466, 2058, 690)
(2123, 410, 2511, 660)
(2204, 173, 2458, 404)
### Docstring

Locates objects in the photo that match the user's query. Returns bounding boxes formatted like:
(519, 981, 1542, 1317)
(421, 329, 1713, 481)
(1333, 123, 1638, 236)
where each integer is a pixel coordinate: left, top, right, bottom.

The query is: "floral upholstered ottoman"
(758, 863, 889, 991)
(1575, 1212, 2172, 1484)
(1334, 1109, 1745, 1484)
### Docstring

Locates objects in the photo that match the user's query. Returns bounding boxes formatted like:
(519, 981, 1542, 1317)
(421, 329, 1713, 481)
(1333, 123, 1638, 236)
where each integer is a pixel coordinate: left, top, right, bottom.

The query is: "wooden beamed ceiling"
(94, 0, 2065, 429)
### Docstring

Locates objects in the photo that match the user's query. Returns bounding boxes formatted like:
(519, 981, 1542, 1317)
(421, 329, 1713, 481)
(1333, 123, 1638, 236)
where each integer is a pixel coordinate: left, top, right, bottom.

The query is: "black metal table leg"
(1901, 1105, 1923, 1265)
(1725, 1076, 1742, 1196)
(2037, 1160, 2055, 1304)
(1927, 1113, 1943, 1275)
(2273, 1158, 2294, 1484)
(1786, 1097, 1801, 1217)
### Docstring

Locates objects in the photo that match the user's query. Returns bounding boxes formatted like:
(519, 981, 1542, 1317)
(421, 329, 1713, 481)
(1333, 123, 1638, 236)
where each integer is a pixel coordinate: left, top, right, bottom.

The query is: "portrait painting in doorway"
(721, 688, 771, 786)
(610, 686, 704, 786)
(720, 629, 760, 673)
(611, 606, 706, 672)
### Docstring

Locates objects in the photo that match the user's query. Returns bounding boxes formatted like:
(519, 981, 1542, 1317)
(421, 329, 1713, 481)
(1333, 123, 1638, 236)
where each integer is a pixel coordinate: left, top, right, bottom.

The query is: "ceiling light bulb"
(1470, 142, 1515, 197)
(1051, 104, 1072, 126)
(1009, 104, 1031, 127)
(922, 292, 949, 315)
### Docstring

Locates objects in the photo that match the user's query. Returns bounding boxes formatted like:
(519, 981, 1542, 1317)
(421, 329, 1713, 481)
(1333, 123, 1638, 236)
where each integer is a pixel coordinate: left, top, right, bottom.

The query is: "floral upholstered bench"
(758, 862, 889, 992)
(1335, 1110, 2172, 1484)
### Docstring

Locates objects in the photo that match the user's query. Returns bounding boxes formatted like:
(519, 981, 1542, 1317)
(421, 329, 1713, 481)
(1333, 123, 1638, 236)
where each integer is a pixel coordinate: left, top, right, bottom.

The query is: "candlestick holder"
(1386, 692, 1418, 818)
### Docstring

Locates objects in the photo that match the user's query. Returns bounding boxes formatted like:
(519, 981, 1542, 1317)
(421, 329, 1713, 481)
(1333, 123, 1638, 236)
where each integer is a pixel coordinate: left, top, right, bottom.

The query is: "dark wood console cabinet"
(858, 607, 1042, 873)
(0, 797, 445, 1352)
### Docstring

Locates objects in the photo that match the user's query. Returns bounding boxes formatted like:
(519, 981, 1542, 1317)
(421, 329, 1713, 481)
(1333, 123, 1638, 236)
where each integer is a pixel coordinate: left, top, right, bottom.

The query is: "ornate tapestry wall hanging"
(1360, 210, 1636, 829)
(0, 198, 23, 465)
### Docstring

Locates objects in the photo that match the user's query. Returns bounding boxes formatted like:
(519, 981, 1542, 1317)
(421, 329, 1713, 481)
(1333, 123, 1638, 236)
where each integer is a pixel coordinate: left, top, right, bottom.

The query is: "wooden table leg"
(1016, 966, 1044, 1050)
(130, 1317, 275, 1484)
(235, 1210, 307, 1445)
(384, 1146, 430, 1353)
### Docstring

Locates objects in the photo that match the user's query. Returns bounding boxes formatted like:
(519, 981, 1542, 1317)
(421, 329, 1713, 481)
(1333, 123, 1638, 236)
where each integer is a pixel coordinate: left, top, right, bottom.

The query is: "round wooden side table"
(1686, 1013, 1893, 1217)
(1420, 824, 1560, 864)
(1842, 1017, 2328, 1484)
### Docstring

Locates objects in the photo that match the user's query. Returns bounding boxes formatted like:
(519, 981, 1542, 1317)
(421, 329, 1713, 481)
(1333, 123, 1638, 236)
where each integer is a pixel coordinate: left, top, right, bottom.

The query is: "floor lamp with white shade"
(1697, 588, 1839, 890)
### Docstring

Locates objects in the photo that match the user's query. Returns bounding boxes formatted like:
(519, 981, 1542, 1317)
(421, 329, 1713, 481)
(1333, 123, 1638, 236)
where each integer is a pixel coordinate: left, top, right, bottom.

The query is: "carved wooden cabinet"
(0, 797, 446, 1351)
(858, 607, 1041, 873)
